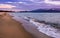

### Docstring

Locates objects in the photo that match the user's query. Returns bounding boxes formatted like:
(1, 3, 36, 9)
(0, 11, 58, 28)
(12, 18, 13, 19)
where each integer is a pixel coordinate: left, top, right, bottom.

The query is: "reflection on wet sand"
(0, 12, 34, 38)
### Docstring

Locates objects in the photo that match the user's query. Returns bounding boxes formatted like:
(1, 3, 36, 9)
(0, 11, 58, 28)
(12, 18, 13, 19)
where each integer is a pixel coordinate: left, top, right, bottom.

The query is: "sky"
(0, 0, 60, 11)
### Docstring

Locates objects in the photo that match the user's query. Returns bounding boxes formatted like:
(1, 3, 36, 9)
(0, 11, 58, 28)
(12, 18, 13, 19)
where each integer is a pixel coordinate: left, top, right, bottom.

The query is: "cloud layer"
(0, 4, 16, 8)
(0, 0, 60, 11)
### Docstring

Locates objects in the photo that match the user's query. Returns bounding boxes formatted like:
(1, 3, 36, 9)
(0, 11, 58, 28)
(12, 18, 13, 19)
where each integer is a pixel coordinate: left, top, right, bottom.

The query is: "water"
(9, 13, 60, 24)
(8, 12, 60, 38)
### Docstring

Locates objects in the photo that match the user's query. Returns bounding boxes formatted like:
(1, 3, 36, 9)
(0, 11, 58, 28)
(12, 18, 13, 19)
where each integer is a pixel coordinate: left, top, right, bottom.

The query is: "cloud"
(0, 4, 16, 8)
(6, 1, 44, 5)
(7, 2, 13, 3)
(45, 0, 60, 5)
(18, 2, 33, 5)
(7, 2, 17, 3)
(29, 0, 43, 3)
(18, 2, 26, 4)
(18, 1, 44, 5)
(6, 2, 29, 5)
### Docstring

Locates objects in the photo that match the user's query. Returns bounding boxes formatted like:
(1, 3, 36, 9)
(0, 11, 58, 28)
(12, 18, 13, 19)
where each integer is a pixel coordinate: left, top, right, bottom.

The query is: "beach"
(0, 12, 53, 38)
(0, 12, 34, 38)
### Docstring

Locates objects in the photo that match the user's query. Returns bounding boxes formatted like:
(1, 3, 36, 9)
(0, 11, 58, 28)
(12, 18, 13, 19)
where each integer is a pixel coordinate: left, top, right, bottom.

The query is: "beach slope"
(0, 12, 34, 38)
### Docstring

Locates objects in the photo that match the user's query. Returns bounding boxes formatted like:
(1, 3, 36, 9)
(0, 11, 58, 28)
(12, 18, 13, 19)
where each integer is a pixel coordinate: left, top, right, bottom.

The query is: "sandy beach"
(0, 12, 34, 38)
(0, 12, 54, 38)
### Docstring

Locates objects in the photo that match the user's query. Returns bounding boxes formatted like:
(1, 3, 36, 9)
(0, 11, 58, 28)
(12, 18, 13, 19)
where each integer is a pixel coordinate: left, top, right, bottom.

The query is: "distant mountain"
(2, 8, 60, 13)
(29, 9, 60, 12)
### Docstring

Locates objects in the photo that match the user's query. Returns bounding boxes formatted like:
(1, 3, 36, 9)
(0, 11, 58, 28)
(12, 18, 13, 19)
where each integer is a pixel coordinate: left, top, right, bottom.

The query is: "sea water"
(9, 13, 60, 24)
(9, 12, 60, 38)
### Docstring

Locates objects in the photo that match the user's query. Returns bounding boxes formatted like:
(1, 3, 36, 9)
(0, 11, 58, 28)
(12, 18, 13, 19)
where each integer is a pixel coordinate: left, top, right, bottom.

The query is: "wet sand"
(0, 12, 34, 38)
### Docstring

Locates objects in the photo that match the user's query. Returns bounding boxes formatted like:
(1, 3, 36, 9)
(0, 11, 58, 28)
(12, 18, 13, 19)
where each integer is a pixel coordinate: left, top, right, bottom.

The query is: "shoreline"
(0, 12, 34, 38)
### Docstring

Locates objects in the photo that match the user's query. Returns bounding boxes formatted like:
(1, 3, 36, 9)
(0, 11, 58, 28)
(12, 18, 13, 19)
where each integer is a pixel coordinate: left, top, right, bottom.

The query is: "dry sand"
(0, 12, 34, 38)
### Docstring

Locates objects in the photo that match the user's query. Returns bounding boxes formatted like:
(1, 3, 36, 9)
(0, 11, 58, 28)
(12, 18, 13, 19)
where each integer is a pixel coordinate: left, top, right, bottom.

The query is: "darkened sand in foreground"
(0, 12, 34, 38)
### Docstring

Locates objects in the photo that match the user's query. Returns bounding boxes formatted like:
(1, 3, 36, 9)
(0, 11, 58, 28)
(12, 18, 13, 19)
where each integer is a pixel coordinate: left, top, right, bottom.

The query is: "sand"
(0, 12, 34, 38)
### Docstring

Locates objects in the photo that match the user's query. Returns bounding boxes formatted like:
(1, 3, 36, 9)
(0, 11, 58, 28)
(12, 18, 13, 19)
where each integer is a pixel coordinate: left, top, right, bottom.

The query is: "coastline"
(0, 12, 34, 38)
(0, 12, 54, 38)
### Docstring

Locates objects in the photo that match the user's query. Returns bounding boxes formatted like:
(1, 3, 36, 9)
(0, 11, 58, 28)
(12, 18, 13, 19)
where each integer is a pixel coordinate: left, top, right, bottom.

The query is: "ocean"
(8, 13, 60, 38)
(9, 13, 60, 24)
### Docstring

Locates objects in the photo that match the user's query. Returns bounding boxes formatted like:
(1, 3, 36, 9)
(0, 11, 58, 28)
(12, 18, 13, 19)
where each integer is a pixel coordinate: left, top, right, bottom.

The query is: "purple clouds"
(0, 0, 60, 11)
